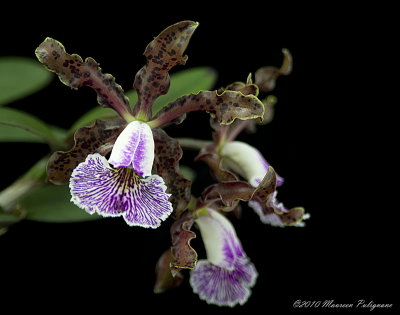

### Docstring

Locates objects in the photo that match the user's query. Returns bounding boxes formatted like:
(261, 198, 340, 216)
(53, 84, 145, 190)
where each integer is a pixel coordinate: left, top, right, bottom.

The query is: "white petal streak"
(221, 141, 284, 187)
(195, 209, 245, 269)
(109, 121, 155, 177)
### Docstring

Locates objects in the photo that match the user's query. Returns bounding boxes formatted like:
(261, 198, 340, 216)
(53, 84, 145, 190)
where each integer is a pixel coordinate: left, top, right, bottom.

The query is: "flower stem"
(0, 157, 47, 214)
(226, 120, 253, 142)
(176, 138, 212, 151)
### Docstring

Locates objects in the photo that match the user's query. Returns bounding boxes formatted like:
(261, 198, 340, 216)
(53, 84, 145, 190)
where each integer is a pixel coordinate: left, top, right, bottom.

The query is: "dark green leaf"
(0, 108, 59, 145)
(125, 89, 138, 106)
(179, 165, 196, 181)
(0, 124, 46, 143)
(0, 56, 52, 106)
(0, 124, 67, 144)
(0, 212, 21, 224)
(51, 125, 68, 143)
(21, 184, 101, 222)
(19, 156, 48, 181)
(68, 107, 118, 134)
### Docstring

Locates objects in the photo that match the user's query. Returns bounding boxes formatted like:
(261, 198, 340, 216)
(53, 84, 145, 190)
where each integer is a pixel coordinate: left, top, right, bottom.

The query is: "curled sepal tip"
(254, 48, 293, 92)
(170, 211, 197, 275)
(154, 249, 184, 294)
(35, 38, 132, 120)
(250, 167, 309, 227)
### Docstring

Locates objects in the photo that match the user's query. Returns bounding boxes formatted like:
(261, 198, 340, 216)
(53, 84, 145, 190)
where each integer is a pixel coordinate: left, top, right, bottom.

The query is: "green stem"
(176, 138, 212, 151)
(0, 179, 43, 214)
(0, 157, 47, 214)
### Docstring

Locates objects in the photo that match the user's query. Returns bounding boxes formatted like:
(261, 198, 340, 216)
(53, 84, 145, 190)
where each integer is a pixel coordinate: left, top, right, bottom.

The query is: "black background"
(1, 2, 397, 314)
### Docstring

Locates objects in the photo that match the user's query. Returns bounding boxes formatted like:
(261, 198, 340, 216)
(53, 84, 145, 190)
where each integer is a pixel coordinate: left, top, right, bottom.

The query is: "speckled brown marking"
(153, 90, 265, 127)
(152, 128, 192, 219)
(224, 81, 259, 96)
(252, 167, 277, 201)
(132, 21, 199, 118)
(47, 118, 126, 184)
(35, 38, 131, 117)
(250, 167, 306, 226)
(170, 211, 197, 273)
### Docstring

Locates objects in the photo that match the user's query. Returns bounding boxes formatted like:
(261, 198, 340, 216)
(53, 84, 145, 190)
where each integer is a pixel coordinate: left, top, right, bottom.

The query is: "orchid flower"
(190, 208, 257, 307)
(33, 20, 306, 308)
(69, 121, 172, 228)
(190, 60, 308, 228)
(35, 21, 265, 228)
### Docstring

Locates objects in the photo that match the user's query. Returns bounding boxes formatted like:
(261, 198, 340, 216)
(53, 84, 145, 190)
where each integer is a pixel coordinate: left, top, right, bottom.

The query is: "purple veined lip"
(69, 154, 173, 228)
(108, 120, 155, 177)
(190, 208, 258, 307)
(220, 141, 284, 187)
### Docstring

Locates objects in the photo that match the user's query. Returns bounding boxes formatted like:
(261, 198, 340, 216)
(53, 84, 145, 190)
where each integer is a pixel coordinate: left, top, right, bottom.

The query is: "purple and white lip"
(220, 141, 284, 187)
(190, 208, 258, 307)
(69, 121, 173, 228)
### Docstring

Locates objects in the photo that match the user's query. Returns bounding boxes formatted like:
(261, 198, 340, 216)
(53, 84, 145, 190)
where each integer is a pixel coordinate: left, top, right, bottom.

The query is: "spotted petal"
(70, 154, 172, 228)
(153, 128, 191, 219)
(133, 21, 199, 119)
(108, 121, 154, 177)
(47, 118, 125, 185)
(35, 38, 132, 120)
(151, 90, 265, 128)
